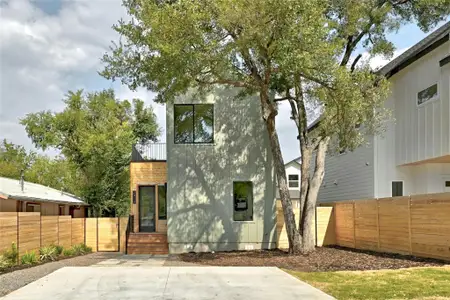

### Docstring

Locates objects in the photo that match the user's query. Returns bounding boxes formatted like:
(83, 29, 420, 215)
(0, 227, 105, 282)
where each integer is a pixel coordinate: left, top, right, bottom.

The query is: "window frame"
(417, 83, 439, 107)
(174, 104, 214, 144)
(158, 184, 167, 220)
(391, 181, 404, 197)
(288, 174, 299, 188)
(232, 181, 254, 222)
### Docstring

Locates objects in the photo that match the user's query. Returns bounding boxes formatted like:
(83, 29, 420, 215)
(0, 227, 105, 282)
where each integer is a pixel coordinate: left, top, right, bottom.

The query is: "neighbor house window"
(174, 104, 214, 144)
(233, 181, 253, 221)
(445, 181, 450, 192)
(288, 174, 299, 188)
(158, 184, 167, 220)
(392, 181, 403, 197)
(59, 205, 65, 215)
(26, 203, 41, 213)
(417, 84, 438, 105)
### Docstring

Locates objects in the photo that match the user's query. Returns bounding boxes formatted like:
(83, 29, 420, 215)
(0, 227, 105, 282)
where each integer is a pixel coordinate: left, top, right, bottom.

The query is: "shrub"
(0, 255, 14, 269)
(54, 245, 64, 256)
(71, 244, 92, 256)
(2, 242, 18, 264)
(63, 249, 74, 257)
(21, 252, 38, 265)
(39, 246, 57, 262)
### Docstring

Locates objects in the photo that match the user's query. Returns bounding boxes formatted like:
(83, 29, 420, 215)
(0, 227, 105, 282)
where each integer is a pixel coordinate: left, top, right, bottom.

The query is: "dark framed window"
(26, 203, 41, 213)
(174, 104, 214, 144)
(233, 181, 253, 221)
(417, 84, 438, 105)
(288, 174, 299, 188)
(392, 181, 403, 197)
(158, 184, 167, 220)
(59, 205, 65, 216)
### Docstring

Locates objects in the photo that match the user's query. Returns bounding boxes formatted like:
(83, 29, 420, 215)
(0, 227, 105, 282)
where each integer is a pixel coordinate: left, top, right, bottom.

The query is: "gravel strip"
(0, 252, 119, 297)
(179, 246, 449, 272)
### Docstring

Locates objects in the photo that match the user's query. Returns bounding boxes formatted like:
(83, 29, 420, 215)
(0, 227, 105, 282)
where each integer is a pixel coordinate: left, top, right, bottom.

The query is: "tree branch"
(350, 54, 363, 72)
(195, 78, 250, 88)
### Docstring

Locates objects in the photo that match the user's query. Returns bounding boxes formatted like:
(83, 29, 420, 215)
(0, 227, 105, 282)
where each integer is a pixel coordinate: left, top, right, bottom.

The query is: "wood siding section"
(130, 161, 167, 233)
(333, 193, 450, 261)
(0, 199, 18, 212)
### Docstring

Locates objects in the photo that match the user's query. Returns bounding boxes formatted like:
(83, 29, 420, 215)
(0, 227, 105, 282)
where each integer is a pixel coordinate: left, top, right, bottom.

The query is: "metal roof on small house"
(0, 177, 87, 206)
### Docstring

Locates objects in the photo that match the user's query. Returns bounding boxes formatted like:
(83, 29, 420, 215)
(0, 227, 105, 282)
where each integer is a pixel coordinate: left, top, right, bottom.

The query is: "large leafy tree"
(0, 139, 80, 195)
(21, 89, 160, 216)
(102, 0, 449, 252)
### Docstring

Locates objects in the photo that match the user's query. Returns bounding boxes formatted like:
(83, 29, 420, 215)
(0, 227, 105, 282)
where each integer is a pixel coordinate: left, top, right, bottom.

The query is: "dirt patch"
(178, 246, 448, 272)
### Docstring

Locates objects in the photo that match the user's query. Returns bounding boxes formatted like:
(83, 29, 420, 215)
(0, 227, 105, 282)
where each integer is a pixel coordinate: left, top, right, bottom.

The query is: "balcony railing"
(132, 143, 167, 161)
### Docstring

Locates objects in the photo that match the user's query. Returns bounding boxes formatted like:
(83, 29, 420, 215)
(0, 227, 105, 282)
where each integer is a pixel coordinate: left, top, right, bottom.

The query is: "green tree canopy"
(21, 89, 161, 216)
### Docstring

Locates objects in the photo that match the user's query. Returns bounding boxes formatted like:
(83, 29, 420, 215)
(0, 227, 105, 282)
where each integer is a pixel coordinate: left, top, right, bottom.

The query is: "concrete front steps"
(127, 233, 169, 255)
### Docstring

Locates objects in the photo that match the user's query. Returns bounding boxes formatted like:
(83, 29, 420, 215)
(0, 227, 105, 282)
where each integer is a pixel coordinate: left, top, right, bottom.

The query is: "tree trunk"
(299, 137, 330, 253)
(259, 91, 301, 254)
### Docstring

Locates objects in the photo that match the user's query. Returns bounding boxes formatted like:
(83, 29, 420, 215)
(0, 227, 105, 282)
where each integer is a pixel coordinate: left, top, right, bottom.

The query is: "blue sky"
(0, 0, 448, 162)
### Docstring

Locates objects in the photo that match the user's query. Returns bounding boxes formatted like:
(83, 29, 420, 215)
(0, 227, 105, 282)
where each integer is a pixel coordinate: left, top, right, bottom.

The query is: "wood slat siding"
(18, 212, 40, 257)
(332, 192, 450, 261)
(85, 218, 98, 252)
(0, 212, 18, 252)
(58, 216, 72, 249)
(41, 216, 59, 246)
(71, 218, 85, 245)
(130, 161, 167, 233)
(276, 201, 300, 249)
(97, 218, 119, 251)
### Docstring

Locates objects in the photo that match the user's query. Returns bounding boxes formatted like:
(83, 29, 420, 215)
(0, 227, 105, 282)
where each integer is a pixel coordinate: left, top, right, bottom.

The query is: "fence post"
(352, 201, 356, 248)
(376, 198, 380, 250)
(408, 196, 412, 255)
(16, 212, 19, 264)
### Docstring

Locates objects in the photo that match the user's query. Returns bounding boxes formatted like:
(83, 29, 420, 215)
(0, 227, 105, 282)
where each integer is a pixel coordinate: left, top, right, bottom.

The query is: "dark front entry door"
(139, 186, 156, 232)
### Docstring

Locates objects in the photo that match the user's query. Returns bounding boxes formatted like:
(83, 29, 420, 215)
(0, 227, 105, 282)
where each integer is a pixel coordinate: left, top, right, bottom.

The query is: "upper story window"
(174, 104, 214, 144)
(417, 84, 438, 106)
(288, 174, 299, 188)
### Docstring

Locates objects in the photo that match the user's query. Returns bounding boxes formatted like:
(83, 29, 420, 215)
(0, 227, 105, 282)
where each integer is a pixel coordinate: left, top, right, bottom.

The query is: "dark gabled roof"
(379, 21, 450, 78)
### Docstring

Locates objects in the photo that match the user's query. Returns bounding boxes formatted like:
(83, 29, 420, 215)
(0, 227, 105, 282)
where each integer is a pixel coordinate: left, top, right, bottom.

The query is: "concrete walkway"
(1, 266, 334, 299)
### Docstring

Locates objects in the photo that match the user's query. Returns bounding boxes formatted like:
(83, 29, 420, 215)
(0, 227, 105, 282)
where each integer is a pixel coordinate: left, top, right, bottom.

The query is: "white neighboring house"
(318, 22, 450, 203)
(276, 157, 301, 205)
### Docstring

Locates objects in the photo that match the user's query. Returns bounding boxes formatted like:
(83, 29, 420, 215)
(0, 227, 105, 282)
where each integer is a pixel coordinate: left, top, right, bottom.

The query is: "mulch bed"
(179, 246, 448, 272)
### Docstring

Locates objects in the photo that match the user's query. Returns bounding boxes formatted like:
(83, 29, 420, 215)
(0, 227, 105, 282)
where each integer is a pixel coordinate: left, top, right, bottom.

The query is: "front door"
(139, 185, 156, 232)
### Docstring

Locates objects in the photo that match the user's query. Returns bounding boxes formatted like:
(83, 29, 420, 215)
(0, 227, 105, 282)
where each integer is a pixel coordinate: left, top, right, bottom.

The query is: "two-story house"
(318, 22, 450, 203)
(129, 87, 277, 254)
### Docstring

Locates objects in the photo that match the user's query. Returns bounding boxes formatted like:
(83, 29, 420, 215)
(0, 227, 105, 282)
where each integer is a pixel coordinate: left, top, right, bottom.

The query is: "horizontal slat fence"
(333, 193, 450, 261)
(0, 213, 128, 262)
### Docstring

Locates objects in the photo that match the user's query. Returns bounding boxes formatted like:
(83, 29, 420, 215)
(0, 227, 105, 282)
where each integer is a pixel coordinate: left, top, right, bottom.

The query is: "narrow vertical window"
(158, 184, 167, 220)
(233, 181, 253, 221)
(392, 181, 403, 197)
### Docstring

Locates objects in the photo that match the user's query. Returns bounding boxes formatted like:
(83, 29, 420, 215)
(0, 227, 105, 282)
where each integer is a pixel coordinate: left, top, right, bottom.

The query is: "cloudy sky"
(0, 0, 447, 162)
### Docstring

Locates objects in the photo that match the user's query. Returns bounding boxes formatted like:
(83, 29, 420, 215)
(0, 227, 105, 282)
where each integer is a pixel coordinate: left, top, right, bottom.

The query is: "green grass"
(286, 267, 450, 300)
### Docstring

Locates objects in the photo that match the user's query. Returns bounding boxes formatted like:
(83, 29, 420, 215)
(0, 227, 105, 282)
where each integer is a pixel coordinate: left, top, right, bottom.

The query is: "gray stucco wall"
(166, 87, 276, 253)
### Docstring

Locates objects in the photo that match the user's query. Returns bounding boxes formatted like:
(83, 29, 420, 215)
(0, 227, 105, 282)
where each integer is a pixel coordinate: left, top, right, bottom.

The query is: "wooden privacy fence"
(333, 193, 450, 261)
(0, 213, 128, 258)
(276, 201, 336, 248)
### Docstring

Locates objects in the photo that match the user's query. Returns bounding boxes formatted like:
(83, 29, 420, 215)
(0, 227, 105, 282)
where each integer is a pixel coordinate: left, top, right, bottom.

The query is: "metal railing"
(132, 143, 166, 161)
(125, 214, 134, 254)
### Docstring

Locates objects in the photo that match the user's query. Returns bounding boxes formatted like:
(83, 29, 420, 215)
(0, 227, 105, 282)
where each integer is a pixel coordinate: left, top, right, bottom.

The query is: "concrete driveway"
(1, 266, 333, 300)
